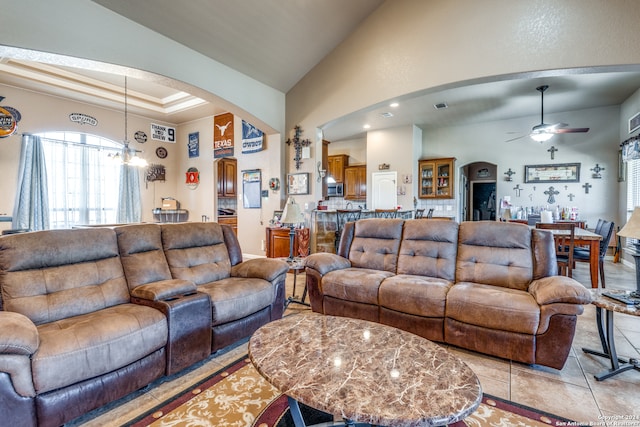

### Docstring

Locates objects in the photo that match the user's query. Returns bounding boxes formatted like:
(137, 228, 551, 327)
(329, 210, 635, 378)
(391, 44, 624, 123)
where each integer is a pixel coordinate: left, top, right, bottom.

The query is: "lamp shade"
(618, 207, 640, 239)
(281, 197, 304, 225)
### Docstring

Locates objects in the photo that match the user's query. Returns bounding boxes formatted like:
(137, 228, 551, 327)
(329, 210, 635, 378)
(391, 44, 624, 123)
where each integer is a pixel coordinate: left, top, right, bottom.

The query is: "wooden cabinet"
(344, 165, 367, 200)
(217, 216, 237, 235)
(418, 157, 455, 199)
(217, 157, 237, 198)
(266, 227, 299, 258)
(327, 155, 348, 183)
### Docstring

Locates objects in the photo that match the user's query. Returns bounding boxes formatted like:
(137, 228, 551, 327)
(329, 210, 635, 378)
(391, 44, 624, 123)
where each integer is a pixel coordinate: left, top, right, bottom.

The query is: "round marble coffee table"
(249, 313, 482, 427)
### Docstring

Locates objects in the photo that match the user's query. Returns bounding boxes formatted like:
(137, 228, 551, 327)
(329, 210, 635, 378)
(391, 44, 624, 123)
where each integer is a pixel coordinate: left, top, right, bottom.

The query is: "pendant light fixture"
(108, 76, 148, 167)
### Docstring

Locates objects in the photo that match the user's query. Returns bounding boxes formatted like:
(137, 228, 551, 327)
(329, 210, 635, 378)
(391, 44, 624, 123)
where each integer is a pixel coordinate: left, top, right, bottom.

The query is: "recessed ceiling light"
(389, 102, 399, 108)
(434, 102, 448, 110)
(363, 124, 371, 129)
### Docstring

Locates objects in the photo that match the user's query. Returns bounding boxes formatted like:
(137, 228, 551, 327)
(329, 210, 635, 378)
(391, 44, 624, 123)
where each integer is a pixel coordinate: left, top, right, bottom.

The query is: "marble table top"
(590, 289, 640, 316)
(249, 313, 482, 426)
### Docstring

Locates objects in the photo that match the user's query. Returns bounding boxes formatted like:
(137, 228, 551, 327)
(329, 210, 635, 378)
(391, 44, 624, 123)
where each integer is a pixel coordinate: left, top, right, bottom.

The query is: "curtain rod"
(21, 133, 122, 152)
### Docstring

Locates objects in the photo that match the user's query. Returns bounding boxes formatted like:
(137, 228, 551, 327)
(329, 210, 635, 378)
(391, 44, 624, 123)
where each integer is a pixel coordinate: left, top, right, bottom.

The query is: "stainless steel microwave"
(327, 182, 344, 197)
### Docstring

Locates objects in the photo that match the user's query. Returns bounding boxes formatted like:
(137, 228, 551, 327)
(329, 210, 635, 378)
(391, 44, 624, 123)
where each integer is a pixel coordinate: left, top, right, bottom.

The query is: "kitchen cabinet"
(418, 157, 455, 199)
(217, 216, 237, 235)
(217, 157, 237, 198)
(344, 165, 367, 200)
(327, 155, 349, 183)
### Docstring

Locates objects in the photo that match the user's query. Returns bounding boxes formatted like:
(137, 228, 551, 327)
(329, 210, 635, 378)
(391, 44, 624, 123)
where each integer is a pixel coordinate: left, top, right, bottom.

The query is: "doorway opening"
(461, 162, 497, 221)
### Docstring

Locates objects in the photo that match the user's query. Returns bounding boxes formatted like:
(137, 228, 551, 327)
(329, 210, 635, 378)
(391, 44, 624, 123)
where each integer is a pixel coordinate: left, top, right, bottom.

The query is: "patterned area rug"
(125, 356, 578, 427)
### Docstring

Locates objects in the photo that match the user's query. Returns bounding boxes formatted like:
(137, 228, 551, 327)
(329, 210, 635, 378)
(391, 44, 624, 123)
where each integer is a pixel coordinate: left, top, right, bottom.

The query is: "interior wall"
(327, 138, 366, 164)
(423, 105, 620, 228)
(285, 0, 640, 206)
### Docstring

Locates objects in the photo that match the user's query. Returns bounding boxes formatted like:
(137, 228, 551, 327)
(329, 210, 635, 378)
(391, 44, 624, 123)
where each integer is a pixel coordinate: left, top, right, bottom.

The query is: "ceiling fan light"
(531, 132, 553, 142)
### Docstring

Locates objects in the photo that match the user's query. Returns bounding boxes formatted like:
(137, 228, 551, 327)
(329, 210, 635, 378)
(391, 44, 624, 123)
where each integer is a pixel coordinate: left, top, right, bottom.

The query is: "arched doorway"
(461, 162, 497, 221)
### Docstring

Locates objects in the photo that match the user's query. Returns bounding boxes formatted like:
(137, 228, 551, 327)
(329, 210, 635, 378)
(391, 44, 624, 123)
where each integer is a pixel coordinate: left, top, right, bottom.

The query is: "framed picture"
(287, 172, 310, 195)
(524, 163, 580, 183)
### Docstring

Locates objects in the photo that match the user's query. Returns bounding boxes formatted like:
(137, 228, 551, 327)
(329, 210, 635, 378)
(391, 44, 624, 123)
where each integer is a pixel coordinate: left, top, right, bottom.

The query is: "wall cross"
(547, 146, 558, 160)
(591, 164, 605, 179)
(582, 182, 592, 194)
(285, 125, 312, 170)
(544, 186, 559, 204)
(504, 168, 515, 181)
(513, 184, 522, 197)
(568, 193, 575, 202)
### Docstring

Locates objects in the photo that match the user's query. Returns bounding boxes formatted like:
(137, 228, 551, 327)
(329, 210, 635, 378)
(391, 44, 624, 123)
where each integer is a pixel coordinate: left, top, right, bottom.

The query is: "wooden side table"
(582, 289, 640, 381)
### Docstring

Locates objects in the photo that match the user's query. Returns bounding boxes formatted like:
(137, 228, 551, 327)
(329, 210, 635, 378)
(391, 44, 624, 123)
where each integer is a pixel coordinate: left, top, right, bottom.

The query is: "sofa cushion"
(0, 228, 130, 324)
(379, 274, 452, 317)
(115, 224, 174, 290)
(348, 219, 404, 273)
(322, 267, 394, 305)
(161, 223, 232, 284)
(33, 303, 167, 394)
(397, 219, 458, 281)
(456, 221, 533, 291)
(196, 277, 274, 325)
(446, 282, 540, 335)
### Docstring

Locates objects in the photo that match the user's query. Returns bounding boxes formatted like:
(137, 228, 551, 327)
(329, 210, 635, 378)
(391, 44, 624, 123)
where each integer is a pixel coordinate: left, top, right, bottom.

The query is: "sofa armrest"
(231, 258, 290, 282)
(130, 279, 197, 301)
(0, 312, 39, 356)
(529, 276, 593, 306)
(304, 253, 351, 276)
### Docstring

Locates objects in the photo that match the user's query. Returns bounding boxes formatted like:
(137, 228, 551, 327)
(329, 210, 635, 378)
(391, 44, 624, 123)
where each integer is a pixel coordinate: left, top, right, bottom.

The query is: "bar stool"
(335, 209, 361, 250)
(375, 209, 397, 219)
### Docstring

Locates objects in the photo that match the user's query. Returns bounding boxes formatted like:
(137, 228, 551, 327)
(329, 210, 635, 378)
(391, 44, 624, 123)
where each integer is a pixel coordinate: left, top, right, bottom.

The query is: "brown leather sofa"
(0, 222, 288, 427)
(305, 218, 593, 370)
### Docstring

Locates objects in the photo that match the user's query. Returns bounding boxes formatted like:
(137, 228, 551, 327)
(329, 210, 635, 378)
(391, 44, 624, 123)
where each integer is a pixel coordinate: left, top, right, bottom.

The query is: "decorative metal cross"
(591, 164, 605, 179)
(568, 193, 575, 201)
(504, 168, 516, 181)
(513, 184, 522, 197)
(582, 182, 592, 194)
(544, 186, 559, 204)
(547, 146, 558, 160)
(285, 125, 312, 170)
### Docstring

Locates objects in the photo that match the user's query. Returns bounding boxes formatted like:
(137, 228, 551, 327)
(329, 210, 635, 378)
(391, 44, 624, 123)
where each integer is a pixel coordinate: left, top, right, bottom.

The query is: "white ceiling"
(2, 0, 640, 143)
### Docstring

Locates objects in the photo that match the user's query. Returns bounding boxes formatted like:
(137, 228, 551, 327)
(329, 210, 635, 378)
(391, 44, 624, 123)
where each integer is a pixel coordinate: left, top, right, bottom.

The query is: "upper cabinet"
(217, 157, 237, 198)
(327, 155, 349, 183)
(344, 165, 367, 200)
(418, 157, 455, 199)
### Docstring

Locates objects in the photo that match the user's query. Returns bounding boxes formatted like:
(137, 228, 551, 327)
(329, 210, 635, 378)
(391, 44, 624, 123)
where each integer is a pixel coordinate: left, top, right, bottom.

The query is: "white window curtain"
(12, 134, 50, 231)
(626, 158, 640, 248)
(117, 164, 142, 223)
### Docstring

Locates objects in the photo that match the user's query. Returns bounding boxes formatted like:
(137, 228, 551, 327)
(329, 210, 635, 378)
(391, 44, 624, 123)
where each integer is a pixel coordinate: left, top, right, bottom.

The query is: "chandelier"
(108, 76, 148, 167)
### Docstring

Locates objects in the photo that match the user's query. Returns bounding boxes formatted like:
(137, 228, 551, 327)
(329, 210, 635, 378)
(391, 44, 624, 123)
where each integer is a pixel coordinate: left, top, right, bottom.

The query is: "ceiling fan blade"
(505, 135, 526, 142)
(553, 127, 589, 134)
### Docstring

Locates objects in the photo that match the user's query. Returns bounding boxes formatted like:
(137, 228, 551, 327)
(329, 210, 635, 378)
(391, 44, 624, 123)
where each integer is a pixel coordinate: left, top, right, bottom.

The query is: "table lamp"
(281, 197, 304, 261)
(617, 206, 640, 297)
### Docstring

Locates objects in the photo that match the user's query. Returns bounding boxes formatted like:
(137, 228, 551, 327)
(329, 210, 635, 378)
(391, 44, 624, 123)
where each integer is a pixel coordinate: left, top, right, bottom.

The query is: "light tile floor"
(71, 259, 640, 426)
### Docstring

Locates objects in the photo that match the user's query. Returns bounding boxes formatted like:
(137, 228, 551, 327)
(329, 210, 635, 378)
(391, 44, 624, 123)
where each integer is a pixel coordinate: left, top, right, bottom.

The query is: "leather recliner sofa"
(0, 222, 288, 427)
(305, 218, 593, 370)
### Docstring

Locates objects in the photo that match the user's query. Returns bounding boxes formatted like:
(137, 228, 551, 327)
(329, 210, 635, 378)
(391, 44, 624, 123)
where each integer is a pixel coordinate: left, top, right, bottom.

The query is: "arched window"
(38, 131, 123, 228)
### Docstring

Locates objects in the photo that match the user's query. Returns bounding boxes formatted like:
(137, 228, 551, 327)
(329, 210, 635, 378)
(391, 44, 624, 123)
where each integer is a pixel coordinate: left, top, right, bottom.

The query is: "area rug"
(125, 356, 580, 427)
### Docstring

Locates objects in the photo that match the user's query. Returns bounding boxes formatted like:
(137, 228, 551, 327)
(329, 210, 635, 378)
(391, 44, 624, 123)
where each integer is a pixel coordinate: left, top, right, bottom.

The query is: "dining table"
(536, 226, 603, 288)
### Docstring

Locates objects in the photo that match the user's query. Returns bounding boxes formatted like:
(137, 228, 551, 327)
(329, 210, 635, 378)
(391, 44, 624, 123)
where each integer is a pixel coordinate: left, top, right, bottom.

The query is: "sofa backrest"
(0, 228, 129, 325)
(344, 218, 404, 273)
(397, 219, 458, 281)
(115, 223, 172, 290)
(160, 222, 232, 285)
(456, 221, 533, 291)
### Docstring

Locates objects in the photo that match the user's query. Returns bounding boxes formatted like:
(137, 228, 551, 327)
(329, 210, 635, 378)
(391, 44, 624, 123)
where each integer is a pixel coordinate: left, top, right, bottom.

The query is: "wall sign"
(241, 120, 263, 154)
(188, 131, 199, 158)
(214, 112, 234, 158)
(134, 131, 147, 143)
(186, 167, 199, 189)
(0, 99, 20, 138)
(151, 123, 176, 143)
(69, 113, 97, 126)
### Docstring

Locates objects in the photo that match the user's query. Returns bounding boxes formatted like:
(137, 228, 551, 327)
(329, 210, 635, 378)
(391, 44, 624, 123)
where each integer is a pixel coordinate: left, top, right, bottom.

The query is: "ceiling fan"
(506, 85, 589, 143)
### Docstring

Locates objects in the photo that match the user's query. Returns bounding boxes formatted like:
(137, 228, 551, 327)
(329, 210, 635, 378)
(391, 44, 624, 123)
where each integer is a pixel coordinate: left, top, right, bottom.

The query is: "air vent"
(434, 102, 448, 110)
(380, 112, 394, 118)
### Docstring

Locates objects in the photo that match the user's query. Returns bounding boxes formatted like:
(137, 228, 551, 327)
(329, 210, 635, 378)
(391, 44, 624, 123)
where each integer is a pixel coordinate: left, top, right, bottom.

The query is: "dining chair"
(335, 209, 361, 250)
(426, 208, 434, 218)
(414, 208, 425, 219)
(573, 220, 614, 288)
(536, 222, 576, 277)
(375, 209, 397, 219)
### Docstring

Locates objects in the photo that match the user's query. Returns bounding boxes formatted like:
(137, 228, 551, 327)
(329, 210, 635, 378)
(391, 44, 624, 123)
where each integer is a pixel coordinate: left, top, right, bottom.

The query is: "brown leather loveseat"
(0, 222, 288, 427)
(305, 218, 592, 370)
